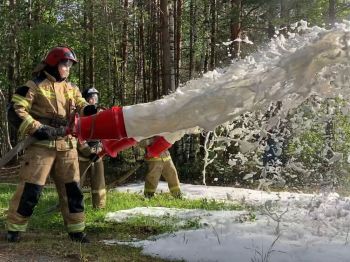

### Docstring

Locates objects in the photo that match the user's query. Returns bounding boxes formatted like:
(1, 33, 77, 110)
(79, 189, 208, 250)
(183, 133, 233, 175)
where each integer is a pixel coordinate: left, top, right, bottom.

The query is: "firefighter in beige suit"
(141, 136, 181, 198)
(6, 46, 94, 243)
(77, 88, 106, 209)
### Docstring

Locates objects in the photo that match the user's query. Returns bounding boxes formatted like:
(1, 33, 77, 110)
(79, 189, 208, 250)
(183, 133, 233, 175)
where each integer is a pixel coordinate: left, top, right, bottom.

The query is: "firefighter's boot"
(69, 232, 90, 243)
(144, 192, 155, 198)
(172, 191, 183, 199)
(6, 231, 20, 242)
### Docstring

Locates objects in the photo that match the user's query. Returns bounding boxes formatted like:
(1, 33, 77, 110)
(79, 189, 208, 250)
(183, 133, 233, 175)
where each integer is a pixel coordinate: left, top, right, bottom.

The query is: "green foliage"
(1, 0, 349, 94)
(285, 98, 350, 189)
(287, 129, 325, 166)
(287, 99, 350, 164)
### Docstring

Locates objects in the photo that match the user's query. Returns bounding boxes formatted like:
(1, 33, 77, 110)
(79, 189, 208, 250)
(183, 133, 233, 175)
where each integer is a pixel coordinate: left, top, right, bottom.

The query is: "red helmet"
(44, 46, 78, 66)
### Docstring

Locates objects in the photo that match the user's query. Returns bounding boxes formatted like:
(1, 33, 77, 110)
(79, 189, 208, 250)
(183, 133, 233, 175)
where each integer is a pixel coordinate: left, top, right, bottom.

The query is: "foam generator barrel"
(74, 106, 127, 141)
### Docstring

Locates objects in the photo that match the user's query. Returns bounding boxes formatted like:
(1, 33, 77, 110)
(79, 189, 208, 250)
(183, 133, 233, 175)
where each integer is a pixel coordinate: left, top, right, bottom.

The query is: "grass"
(0, 184, 243, 261)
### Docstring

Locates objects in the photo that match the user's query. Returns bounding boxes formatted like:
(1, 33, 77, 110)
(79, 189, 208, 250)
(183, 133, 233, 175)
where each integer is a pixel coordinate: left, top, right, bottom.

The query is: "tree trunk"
(231, 0, 241, 59)
(280, 0, 288, 19)
(88, 0, 95, 87)
(189, 0, 195, 79)
(102, 0, 112, 105)
(120, 0, 129, 105)
(149, 0, 160, 101)
(203, 0, 210, 73)
(280, 0, 289, 27)
(7, 0, 17, 102)
(138, 1, 146, 104)
(0, 90, 12, 157)
(267, 3, 276, 39)
(131, 0, 137, 105)
(168, 2, 176, 93)
(111, 2, 120, 105)
(160, 0, 175, 95)
(82, 0, 88, 89)
(328, 0, 336, 28)
(174, 0, 182, 88)
(209, 0, 216, 70)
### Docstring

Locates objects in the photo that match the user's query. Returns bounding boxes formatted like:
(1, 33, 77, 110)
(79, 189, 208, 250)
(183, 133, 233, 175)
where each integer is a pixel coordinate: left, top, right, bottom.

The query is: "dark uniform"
(77, 88, 106, 209)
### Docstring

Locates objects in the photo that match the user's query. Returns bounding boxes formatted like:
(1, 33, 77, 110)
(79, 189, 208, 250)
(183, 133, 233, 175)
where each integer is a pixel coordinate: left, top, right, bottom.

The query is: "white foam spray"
(123, 21, 350, 140)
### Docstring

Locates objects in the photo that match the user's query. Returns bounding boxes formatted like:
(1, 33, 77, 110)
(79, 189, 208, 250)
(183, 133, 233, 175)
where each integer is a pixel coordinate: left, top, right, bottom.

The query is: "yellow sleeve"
(72, 85, 88, 115)
(13, 81, 41, 137)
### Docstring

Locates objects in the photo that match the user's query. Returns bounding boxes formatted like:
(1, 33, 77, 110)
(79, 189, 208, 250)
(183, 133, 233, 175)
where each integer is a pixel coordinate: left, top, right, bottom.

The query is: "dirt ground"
(0, 243, 78, 262)
(0, 220, 84, 262)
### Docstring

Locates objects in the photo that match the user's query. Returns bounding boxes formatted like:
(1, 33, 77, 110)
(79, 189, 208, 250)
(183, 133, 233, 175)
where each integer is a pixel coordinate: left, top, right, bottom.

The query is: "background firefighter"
(77, 88, 106, 209)
(5, 46, 96, 243)
(140, 136, 182, 198)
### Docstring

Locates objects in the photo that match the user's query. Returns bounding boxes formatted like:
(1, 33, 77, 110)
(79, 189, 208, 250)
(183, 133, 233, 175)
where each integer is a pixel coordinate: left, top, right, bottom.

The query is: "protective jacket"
(11, 72, 86, 149)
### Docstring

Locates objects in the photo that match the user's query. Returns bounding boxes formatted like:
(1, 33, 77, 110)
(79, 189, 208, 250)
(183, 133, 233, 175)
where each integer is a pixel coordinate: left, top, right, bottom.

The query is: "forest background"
(1, 0, 350, 191)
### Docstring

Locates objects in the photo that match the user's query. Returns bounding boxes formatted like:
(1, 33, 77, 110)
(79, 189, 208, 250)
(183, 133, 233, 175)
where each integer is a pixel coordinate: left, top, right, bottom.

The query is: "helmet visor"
(59, 59, 74, 68)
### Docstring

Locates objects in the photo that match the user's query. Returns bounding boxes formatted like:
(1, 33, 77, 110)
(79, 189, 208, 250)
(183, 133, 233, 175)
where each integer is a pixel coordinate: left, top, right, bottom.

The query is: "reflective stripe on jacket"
(146, 155, 172, 162)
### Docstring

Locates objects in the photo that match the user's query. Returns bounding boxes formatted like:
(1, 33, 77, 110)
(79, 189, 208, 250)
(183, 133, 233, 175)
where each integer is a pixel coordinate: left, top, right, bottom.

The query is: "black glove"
(136, 159, 145, 165)
(33, 125, 66, 140)
(83, 105, 98, 116)
(89, 153, 100, 162)
(87, 140, 100, 148)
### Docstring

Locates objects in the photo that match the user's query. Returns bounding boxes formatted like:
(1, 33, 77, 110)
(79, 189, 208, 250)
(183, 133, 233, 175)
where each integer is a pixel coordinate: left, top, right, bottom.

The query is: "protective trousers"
(7, 145, 85, 233)
(144, 158, 180, 196)
(79, 159, 106, 209)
